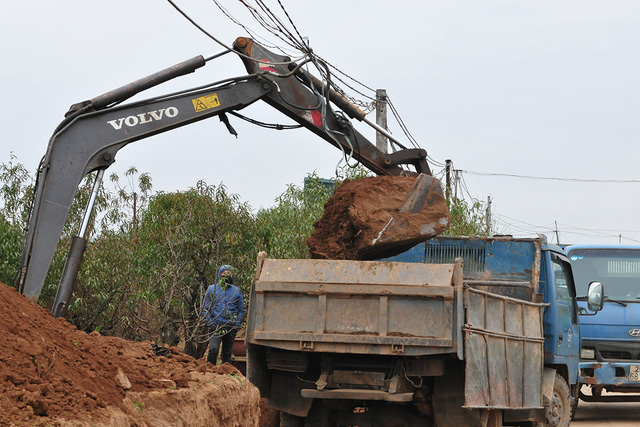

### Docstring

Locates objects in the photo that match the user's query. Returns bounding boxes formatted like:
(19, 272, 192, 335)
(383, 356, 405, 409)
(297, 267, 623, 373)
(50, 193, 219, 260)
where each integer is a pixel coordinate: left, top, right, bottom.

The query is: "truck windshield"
(569, 248, 640, 300)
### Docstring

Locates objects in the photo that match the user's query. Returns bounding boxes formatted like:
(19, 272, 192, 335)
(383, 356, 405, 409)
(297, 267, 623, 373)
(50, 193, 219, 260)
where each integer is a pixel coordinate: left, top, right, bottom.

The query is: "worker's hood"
(218, 265, 235, 286)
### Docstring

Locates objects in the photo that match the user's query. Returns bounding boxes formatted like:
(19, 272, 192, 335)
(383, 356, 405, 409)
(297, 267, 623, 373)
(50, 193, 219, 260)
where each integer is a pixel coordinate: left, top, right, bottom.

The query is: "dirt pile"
(308, 175, 450, 260)
(0, 282, 260, 426)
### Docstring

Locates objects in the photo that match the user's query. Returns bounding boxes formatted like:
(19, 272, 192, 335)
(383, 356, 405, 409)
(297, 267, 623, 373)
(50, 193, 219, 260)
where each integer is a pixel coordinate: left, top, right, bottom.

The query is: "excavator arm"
(231, 37, 430, 175)
(17, 37, 436, 311)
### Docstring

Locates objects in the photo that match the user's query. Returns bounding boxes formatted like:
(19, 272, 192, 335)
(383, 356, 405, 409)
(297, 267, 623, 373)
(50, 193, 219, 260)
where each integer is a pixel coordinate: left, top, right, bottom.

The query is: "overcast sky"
(2, 1, 640, 245)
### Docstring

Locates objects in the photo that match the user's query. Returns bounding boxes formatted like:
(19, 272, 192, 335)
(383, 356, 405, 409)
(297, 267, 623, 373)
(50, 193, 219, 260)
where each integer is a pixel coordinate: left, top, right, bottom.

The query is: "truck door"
(551, 253, 580, 362)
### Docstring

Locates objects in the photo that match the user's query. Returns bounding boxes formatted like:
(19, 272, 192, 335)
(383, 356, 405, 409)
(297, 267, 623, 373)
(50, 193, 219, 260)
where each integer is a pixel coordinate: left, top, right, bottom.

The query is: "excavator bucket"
(307, 174, 450, 260)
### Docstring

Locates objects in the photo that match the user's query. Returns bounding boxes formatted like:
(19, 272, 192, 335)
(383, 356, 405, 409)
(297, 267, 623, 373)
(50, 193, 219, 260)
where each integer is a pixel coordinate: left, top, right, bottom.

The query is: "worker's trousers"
(207, 327, 238, 365)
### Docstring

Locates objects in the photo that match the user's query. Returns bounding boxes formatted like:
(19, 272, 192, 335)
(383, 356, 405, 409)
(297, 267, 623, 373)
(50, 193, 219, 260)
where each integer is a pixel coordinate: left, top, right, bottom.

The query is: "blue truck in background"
(565, 245, 640, 402)
(246, 236, 603, 426)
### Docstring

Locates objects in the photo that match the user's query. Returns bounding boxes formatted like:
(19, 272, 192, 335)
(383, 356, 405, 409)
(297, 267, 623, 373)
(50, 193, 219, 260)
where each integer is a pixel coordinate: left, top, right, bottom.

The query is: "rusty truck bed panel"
(248, 258, 460, 356)
(463, 287, 545, 410)
(256, 258, 457, 286)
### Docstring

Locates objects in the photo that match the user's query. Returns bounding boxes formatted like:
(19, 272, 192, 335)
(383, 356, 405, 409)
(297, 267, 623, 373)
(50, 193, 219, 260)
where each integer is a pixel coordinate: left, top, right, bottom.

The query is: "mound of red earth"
(307, 175, 450, 260)
(0, 282, 261, 426)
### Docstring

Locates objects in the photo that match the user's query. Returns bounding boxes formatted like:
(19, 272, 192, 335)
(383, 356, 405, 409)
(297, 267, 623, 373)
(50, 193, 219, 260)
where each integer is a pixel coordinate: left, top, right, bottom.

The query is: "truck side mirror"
(587, 281, 604, 312)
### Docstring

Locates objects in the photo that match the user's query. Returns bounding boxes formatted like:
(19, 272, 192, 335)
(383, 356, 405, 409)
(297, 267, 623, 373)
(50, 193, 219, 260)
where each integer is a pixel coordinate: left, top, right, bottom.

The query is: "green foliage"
(67, 178, 261, 358)
(256, 174, 334, 259)
(0, 214, 23, 286)
(103, 167, 152, 233)
(0, 153, 33, 228)
(1, 152, 493, 364)
(337, 164, 374, 181)
(444, 197, 492, 237)
(0, 154, 33, 286)
(132, 181, 259, 357)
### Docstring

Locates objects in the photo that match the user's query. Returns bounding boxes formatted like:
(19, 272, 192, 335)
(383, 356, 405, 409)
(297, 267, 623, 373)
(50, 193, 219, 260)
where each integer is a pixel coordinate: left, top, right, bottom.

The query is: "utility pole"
(453, 169, 459, 201)
(375, 89, 388, 153)
(554, 221, 560, 245)
(445, 159, 452, 202)
(486, 196, 492, 235)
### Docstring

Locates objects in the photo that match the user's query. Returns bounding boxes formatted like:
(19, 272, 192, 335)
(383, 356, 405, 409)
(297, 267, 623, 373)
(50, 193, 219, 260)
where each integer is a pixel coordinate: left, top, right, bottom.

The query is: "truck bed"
(247, 257, 463, 357)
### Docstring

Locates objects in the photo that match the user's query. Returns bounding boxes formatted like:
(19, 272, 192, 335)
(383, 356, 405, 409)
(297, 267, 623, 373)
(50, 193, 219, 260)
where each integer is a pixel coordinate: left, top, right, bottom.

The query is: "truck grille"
(425, 242, 486, 273)
(582, 340, 640, 361)
(599, 350, 633, 360)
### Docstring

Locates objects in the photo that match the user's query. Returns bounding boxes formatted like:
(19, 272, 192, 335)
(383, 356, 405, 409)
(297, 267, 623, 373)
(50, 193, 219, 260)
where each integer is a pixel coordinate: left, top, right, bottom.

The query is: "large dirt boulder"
(307, 175, 450, 260)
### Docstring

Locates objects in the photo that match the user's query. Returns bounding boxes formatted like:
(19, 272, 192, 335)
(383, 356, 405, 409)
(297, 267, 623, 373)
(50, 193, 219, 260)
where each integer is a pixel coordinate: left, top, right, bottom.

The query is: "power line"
(168, 0, 446, 169)
(209, 0, 287, 52)
(166, 0, 304, 65)
(462, 169, 640, 184)
(493, 214, 640, 244)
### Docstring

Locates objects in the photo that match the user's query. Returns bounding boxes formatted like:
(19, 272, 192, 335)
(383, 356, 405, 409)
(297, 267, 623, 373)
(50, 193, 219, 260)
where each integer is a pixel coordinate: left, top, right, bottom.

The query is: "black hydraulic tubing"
(289, 64, 366, 121)
(204, 49, 232, 62)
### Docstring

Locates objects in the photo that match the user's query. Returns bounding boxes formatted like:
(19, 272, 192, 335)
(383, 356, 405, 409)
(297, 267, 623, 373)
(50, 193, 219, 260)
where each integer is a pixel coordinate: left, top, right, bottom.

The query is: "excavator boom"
(17, 38, 444, 310)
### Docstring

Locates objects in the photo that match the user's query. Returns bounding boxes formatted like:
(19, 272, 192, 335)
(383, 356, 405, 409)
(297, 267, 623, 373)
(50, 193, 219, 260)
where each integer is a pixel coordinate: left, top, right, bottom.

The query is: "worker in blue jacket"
(202, 265, 246, 364)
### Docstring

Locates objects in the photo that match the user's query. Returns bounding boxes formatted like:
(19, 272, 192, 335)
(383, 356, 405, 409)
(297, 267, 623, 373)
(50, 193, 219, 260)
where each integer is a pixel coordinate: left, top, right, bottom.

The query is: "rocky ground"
(0, 282, 270, 426)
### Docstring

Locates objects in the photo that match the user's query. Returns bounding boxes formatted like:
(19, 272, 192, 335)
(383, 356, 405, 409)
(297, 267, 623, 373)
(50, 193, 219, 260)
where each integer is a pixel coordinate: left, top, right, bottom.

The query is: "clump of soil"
(308, 175, 450, 260)
(0, 282, 260, 426)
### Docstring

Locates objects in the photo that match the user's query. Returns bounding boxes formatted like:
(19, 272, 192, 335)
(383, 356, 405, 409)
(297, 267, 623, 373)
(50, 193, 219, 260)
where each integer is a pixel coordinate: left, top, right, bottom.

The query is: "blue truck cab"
(388, 235, 597, 425)
(565, 245, 640, 400)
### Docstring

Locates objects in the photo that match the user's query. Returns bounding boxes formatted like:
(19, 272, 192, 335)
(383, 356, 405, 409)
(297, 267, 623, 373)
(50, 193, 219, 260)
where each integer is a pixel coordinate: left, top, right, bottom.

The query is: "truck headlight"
(581, 348, 596, 359)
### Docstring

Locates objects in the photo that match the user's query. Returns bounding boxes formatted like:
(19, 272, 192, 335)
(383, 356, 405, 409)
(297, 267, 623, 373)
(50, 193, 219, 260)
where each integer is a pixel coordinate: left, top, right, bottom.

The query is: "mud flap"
(542, 368, 557, 406)
(247, 344, 271, 396)
(268, 371, 313, 417)
(433, 361, 486, 427)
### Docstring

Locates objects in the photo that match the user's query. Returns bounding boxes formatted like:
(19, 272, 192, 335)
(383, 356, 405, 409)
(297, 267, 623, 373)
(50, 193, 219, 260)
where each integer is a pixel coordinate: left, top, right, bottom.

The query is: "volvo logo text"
(107, 107, 179, 130)
(629, 329, 640, 337)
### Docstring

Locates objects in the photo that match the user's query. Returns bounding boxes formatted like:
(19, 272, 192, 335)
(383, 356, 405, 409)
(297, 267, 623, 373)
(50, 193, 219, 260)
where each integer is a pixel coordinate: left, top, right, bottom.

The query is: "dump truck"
(245, 236, 604, 426)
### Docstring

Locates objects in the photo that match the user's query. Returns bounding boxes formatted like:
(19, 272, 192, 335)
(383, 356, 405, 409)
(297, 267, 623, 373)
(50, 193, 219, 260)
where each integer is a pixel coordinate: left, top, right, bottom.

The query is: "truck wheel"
(280, 411, 303, 427)
(570, 394, 579, 420)
(544, 374, 571, 427)
(570, 385, 579, 420)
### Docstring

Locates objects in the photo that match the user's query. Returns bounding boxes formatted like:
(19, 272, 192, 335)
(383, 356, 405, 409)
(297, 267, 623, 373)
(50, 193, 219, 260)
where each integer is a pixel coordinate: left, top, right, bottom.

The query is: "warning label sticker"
(192, 93, 221, 112)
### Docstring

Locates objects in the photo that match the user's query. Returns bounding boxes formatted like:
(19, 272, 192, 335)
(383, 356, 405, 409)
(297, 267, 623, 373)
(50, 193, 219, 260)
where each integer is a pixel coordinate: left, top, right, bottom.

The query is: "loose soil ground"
(308, 175, 450, 260)
(0, 282, 262, 426)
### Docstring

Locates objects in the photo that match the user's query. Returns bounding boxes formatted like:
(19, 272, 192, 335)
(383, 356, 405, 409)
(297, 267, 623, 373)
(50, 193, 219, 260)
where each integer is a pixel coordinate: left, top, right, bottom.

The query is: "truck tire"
(570, 393, 579, 420)
(544, 374, 571, 427)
